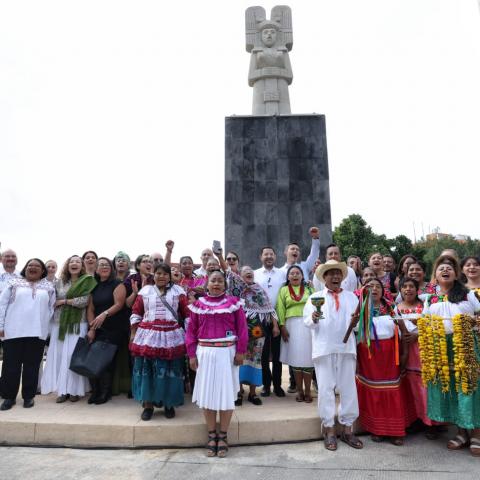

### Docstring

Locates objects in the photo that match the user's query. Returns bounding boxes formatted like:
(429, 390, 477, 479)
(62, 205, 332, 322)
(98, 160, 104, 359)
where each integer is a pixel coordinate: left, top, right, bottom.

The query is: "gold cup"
(311, 297, 325, 319)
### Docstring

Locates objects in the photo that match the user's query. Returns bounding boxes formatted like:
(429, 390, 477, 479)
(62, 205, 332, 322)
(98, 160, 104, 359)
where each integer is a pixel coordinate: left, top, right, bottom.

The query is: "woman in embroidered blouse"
(277, 265, 314, 403)
(186, 270, 248, 458)
(356, 278, 410, 445)
(0, 259, 55, 410)
(130, 263, 189, 421)
(41, 255, 97, 402)
(395, 277, 441, 438)
(422, 256, 480, 456)
(406, 261, 437, 298)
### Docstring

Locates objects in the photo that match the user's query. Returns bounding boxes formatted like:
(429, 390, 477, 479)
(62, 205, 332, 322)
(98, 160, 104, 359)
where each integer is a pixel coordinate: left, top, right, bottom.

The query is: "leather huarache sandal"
(295, 392, 305, 402)
(324, 434, 337, 451)
(304, 394, 313, 403)
(447, 434, 469, 450)
(340, 432, 363, 449)
(217, 431, 229, 458)
(390, 437, 404, 446)
(206, 430, 217, 457)
(469, 437, 480, 457)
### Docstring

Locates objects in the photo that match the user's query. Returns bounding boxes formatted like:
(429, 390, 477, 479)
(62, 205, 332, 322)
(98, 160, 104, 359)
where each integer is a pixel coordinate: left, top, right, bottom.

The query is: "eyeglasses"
(226, 257, 238, 262)
(98, 263, 111, 268)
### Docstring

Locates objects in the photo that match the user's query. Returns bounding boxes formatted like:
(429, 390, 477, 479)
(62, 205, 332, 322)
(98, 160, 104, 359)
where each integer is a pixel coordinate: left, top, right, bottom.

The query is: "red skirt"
(356, 338, 409, 437)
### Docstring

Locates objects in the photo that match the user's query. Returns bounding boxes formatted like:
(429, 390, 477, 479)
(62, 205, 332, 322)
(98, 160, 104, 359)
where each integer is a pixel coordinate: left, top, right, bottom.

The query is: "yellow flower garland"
(452, 314, 479, 395)
(417, 315, 450, 392)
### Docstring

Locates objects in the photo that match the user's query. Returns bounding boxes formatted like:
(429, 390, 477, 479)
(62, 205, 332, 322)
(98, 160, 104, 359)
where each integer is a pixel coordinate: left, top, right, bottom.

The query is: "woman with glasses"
(225, 252, 240, 274)
(87, 258, 127, 404)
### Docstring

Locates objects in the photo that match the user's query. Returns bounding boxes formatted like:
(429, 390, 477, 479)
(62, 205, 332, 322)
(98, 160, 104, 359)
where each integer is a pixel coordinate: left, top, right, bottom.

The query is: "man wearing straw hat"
(304, 260, 363, 451)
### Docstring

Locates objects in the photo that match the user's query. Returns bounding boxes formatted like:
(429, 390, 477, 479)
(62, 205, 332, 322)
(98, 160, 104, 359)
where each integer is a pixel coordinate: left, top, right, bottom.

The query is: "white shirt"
(194, 266, 207, 277)
(423, 290, 480, 334)
(313, 266, 358, 293)
(0, 270, 20, 296)
(0, 277, 56, 340)
(280, 238, 320, 280)
(254, 266, 286, 307)
(304, 289, 358, 359)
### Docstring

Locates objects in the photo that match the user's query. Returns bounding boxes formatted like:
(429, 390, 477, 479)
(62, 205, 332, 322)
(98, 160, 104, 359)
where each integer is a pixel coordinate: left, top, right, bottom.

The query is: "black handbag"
(69, 337, 118, 378)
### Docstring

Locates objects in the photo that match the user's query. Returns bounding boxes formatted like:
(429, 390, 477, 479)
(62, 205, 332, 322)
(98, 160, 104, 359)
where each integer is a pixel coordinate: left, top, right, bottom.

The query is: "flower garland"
(417, 314, 450, 392)
(452, 314, 479, 395)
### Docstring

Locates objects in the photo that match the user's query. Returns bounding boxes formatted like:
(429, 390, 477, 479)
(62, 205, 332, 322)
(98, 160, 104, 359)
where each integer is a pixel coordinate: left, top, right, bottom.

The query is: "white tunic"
(422, 291, 480, 334)
(0, 277, 55, 339)
(253, 266, 286, 307)
(303, 289, 358, 359)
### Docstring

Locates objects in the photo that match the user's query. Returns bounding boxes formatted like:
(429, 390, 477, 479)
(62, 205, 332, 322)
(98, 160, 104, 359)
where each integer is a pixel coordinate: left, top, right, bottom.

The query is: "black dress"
(91, 279, 129, 346)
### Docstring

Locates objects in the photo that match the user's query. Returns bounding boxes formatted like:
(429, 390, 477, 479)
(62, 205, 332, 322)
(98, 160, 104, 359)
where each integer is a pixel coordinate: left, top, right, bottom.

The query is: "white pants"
(313, 353, 358, 428)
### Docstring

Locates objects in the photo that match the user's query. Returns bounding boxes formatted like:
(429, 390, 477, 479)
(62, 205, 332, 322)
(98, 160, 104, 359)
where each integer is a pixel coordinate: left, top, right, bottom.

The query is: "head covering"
(315, 260, 348, 281)
(114, 251, 130, 264)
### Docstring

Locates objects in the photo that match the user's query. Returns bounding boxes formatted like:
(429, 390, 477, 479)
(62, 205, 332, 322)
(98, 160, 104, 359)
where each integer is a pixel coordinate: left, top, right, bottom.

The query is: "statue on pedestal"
(245, 5, 293, 115)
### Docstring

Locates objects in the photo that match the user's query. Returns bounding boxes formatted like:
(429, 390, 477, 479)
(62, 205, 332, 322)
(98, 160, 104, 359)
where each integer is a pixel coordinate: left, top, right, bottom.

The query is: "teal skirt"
(132, 357, 184, 408)
(427, 333, 480, 429)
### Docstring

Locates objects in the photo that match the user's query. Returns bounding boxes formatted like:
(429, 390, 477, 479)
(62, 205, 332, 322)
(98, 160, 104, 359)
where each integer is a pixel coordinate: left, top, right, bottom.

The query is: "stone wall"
(225, 115, 332, 268)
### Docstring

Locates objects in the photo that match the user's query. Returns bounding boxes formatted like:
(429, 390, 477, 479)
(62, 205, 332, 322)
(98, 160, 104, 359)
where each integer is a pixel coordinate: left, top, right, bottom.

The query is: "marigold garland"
(417, 315, 450, 393)
(452, 314, 480, 395)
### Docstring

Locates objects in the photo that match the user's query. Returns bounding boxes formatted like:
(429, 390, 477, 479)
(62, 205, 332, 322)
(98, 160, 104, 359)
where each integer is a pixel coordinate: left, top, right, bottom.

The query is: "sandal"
(217, 431, 229, 458)
(295, 393, 305, 402)
(304, 394, 313, 403)
(340, 432, 363, 449)
(234, 393, 243, 407)
(324, 434, 337, 451)
(206, 430, 217, 457)
(370, 435, 384, 443)
(469, 437, 480, 457)
(447, 434, 469, 450)
(247, 394, 262, 406)
(390, 437, 404, 446)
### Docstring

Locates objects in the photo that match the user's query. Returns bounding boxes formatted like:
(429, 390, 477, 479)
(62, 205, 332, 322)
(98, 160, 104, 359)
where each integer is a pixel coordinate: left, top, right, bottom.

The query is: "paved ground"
(0, 428, 478, 480)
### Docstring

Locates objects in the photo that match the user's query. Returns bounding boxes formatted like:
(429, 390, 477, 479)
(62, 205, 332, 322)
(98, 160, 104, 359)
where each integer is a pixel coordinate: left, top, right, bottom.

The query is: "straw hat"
(315, 260, 348, 281)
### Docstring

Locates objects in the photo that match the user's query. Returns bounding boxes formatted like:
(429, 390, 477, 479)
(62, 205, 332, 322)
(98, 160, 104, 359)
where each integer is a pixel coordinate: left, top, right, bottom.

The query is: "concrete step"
(0, 365, 361, 448)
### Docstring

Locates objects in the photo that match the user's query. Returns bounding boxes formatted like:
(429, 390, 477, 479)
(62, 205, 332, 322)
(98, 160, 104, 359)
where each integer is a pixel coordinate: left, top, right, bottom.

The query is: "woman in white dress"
(41, 255, 97, 402)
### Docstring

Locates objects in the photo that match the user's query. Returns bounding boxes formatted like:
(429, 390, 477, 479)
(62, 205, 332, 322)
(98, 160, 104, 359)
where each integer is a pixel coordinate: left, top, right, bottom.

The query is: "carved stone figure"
(246, 5, 293, 115)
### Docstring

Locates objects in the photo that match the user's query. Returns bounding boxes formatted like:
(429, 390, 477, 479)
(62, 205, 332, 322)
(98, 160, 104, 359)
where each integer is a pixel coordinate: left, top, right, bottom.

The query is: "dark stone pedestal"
(225, 114, 332, 268)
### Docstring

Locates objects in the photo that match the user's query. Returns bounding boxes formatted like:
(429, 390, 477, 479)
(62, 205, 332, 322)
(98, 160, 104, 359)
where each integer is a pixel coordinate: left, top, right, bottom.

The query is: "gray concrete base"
(0, 367, 360, 448)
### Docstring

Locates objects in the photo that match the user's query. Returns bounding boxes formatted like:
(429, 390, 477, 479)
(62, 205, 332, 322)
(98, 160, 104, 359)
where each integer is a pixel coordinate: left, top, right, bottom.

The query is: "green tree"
(333, 214, 377, 260)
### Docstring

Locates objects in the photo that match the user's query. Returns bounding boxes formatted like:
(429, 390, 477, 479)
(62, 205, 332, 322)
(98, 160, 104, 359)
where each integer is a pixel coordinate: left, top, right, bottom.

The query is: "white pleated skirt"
(41, 321, 90, 396)
(279, 316, 314, 368)
(192, 339, 239, 411)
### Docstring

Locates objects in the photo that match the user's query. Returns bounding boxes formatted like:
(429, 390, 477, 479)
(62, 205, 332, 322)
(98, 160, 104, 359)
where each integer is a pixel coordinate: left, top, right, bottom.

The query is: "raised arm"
(164, 240, 174, 266)
(302, 226, 320, 276)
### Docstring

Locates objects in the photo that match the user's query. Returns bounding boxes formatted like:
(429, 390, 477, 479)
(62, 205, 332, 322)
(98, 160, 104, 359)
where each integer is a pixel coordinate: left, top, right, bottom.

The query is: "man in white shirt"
(313, 244, 358, 292)
(254, 246, 285, 397)
(280, 226, 320, 280)
(193, 248, 213, 277)
(0, 249, 20, 360)
(304, 260, 362, 451)
(0, 249, 20, 295)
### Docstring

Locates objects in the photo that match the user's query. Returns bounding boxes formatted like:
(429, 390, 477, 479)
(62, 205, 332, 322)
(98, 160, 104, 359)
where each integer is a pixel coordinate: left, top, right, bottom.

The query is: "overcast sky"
(1, 0, 479, 266)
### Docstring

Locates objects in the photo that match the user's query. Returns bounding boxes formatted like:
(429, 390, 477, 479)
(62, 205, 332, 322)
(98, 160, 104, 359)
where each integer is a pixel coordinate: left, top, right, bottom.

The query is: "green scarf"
(58, 274, 97, 340)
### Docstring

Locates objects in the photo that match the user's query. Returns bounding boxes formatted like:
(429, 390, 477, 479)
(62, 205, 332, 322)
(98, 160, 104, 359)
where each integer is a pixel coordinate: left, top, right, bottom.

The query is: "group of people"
(0, 230, 479, 458)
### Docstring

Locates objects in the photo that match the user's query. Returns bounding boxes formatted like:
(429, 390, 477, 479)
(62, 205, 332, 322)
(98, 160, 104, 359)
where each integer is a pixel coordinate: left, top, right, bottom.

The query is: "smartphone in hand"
(212, 240, 222, 255)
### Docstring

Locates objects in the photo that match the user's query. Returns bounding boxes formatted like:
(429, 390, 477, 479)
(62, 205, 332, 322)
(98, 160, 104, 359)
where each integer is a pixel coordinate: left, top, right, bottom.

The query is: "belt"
(198, 340, 236, 348)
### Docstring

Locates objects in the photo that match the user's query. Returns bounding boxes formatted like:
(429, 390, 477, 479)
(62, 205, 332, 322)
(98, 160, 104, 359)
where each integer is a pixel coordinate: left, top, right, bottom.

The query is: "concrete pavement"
(0, 428, 478, 480)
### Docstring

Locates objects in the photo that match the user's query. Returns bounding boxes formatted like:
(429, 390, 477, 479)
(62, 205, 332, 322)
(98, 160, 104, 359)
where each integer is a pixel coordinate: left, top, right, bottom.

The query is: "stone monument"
(246, 5, 293, 115)
(225, 6, 332, 267)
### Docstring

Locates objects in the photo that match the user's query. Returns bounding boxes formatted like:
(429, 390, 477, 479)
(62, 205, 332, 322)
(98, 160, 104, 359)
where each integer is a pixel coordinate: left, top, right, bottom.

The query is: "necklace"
(288, 284, 304, 302)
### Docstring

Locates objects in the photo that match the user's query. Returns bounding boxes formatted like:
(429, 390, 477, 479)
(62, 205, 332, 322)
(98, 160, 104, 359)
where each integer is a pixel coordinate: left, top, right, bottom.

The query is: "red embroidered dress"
(129, 284, 189, 359)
